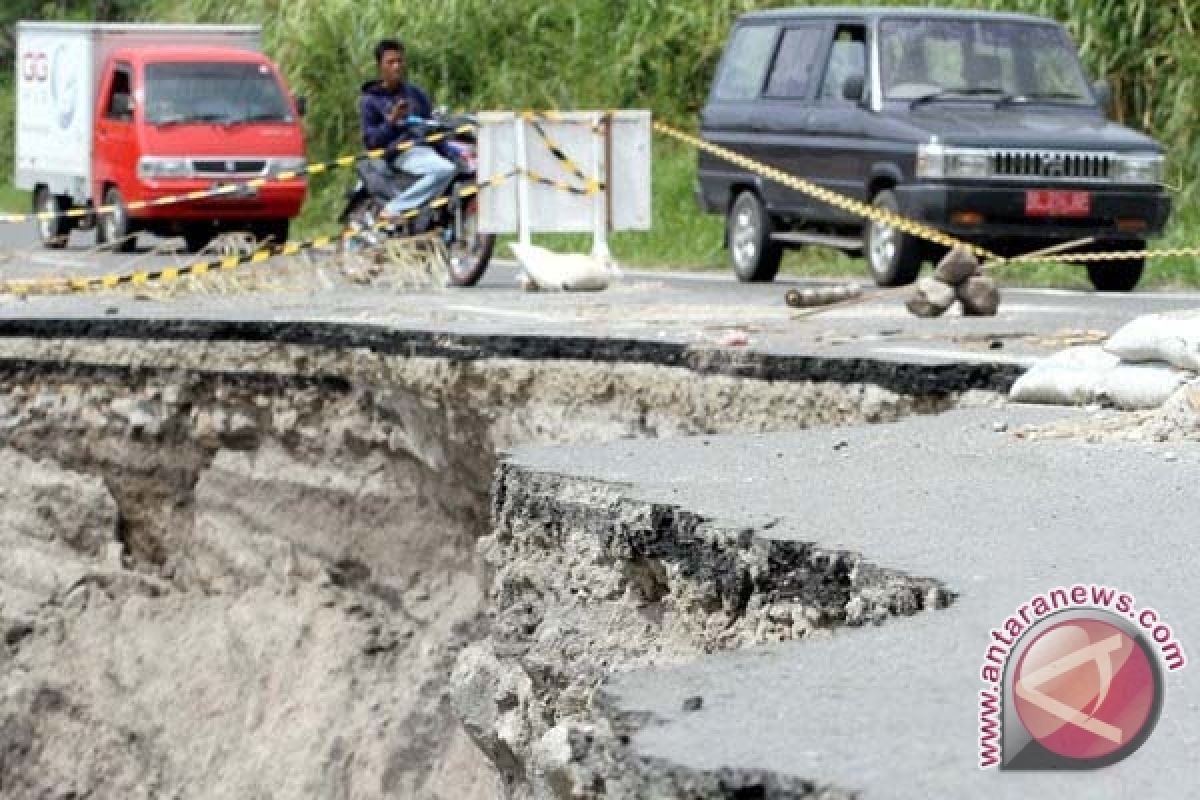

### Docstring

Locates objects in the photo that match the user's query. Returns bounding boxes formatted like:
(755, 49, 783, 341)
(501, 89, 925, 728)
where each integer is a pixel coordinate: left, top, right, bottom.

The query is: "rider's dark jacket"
(359, 79, 435, 151)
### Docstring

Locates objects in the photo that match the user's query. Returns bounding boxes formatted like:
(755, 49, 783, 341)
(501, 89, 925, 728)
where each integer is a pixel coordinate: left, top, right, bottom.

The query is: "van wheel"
(34, 187, 71, 249)
(728, 190, 782, 282)
(1085, 240, 1145, 292)
(864, 189, 923, 287)
(96, 187, 137, 253)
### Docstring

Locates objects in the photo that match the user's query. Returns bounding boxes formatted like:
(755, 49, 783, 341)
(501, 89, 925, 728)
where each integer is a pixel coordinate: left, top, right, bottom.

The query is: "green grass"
(0, 184, 29, 212)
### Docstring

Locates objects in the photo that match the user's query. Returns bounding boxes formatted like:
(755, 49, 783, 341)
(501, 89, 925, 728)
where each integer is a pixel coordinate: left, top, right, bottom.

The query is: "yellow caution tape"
(0, 170, 513, 297)
(0, 126, 477, 225)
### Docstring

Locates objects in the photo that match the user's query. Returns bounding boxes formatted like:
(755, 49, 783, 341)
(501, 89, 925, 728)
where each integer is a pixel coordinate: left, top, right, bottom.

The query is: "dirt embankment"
(0, 336, 992, 799)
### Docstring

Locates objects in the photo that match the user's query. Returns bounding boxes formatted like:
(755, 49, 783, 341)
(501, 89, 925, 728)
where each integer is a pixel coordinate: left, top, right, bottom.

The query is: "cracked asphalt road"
(507, 408, 1200, 798)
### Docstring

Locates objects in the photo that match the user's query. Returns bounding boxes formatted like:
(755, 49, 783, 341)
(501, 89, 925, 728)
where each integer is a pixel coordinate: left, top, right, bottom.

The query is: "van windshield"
(880, 19, 1093, 105)
(144, 62, 293, 125)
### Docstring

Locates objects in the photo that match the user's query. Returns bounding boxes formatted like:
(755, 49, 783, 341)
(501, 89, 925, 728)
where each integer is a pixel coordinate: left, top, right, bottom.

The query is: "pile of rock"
(906, 245, 1000, 317)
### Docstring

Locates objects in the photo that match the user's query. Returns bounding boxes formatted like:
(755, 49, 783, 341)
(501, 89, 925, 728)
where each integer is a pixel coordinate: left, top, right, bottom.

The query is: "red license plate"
(1026, 190, 1090, 217)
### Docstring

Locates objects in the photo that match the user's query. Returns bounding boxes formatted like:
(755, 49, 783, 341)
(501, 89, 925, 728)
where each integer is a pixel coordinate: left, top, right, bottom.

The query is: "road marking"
(445, 305, 560, 322)
(874, 345, 1038, 366)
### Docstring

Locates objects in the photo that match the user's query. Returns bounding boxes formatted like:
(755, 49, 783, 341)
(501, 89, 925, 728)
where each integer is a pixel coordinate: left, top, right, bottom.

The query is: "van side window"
(105, 64, 133, 121)
(712, 25, 778, 101)
(764, 25, 826, 99)
(819, 26, 867, 103)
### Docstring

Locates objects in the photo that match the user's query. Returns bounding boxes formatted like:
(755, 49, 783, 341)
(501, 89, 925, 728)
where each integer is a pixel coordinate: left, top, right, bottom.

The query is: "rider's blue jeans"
(382, 146, 458, 217)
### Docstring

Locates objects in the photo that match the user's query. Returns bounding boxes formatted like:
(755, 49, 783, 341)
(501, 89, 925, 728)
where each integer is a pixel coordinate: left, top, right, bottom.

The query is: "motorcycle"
(338, 111, 495, 287)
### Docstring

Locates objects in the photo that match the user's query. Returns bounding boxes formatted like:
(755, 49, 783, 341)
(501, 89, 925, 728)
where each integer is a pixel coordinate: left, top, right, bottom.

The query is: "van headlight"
(1112, 154, 1163, 185)
(917, 144, 991, 179)
(137, 157, 192, 179)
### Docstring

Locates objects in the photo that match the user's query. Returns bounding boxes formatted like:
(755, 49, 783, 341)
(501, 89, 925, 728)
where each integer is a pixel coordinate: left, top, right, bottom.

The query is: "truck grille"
(991, 151, 1112, 181)
(191, 159, 268, 177)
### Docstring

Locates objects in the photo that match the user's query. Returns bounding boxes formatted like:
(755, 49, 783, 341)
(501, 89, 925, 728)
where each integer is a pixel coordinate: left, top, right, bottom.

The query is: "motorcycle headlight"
(1112, 154, 1163, 185)
(137, 157, 192, 180)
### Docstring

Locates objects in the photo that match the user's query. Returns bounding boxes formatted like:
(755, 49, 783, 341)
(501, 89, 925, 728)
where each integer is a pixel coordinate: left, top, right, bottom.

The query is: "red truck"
(15, 22, 308, 252)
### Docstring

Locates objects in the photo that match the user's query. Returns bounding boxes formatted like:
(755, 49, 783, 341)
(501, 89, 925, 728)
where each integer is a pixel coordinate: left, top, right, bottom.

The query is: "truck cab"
(91, 47, 306, 252)
(15, 22, 307, 253)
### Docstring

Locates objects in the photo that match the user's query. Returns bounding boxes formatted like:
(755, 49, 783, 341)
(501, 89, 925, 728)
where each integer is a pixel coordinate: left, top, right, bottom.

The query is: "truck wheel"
(182, 226, 215, 254)
(728, 190, 782, 282)
(34, 187, 70, 249)
(96, 187, 137, 253)
(864, 189, 923, 287)
(252, 219, 290, 247)
(1085, 240, 1145, 292)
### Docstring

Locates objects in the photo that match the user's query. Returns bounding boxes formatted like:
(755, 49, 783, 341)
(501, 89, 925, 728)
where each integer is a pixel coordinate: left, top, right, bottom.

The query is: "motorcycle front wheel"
(445, 195, 495, 287)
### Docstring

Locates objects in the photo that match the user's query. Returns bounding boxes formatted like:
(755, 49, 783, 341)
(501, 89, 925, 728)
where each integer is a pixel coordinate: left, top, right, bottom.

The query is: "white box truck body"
(15, 22, 261, 203)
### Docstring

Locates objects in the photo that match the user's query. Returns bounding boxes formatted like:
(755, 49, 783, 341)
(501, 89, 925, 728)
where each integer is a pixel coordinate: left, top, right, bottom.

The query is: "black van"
(696, 8, 1172, 291)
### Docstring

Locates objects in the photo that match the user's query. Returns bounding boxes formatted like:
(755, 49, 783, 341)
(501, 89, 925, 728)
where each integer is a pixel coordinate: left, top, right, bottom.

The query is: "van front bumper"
(894, 183, 1172, 242)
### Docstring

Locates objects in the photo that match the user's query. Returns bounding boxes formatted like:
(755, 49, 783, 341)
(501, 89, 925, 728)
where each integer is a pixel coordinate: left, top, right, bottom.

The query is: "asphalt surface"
(4, 220, 1200, 370)
(507, 408, 1200, 798)
(4, 217, 1200, 796)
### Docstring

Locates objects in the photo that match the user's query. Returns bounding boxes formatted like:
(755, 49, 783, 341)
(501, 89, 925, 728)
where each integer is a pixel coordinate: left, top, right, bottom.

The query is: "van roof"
(737, 6, 1057, 26)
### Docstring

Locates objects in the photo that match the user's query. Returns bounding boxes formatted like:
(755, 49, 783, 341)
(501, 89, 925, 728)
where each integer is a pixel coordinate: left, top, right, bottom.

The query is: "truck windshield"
(144, 62, 293, 125)
(879, 19, 1094, 106)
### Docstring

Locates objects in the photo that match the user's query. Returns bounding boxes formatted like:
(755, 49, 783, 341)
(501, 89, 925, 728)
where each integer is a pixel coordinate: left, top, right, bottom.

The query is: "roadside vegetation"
(2, 0, 1197, 286)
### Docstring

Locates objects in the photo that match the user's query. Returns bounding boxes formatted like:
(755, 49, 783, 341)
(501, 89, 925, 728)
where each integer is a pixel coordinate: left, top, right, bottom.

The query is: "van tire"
(864, 189, 923, 287)
(728, 190, 782, 282)
(96, 187, 137, 253)
(34, 187, 71, 249)
(1085, 240, 1145, 292)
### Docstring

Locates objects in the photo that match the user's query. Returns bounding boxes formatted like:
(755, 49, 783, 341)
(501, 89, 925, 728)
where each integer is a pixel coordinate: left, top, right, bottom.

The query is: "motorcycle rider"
(359, 38, 457, 230)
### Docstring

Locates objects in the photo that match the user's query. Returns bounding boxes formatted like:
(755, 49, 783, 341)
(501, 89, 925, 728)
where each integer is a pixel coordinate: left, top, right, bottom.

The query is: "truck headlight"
(137, 157, 192, 180)
(917, 144, 990, 179)
(271, 157, 308, 176)
(1112, 154, 1163, 185)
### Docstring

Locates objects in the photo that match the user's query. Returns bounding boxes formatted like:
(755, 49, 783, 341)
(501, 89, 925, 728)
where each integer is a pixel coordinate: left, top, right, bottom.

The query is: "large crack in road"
(1, 320, 1194, 799)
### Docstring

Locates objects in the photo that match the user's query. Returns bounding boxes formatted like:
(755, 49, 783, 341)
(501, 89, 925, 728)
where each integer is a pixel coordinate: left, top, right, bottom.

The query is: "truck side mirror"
(293, 95, 307, 117)
(1092, 80, 1111, 112)
(842, 74, 865, 103)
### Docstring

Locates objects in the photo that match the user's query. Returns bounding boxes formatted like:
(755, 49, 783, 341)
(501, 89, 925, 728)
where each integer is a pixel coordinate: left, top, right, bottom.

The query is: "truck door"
(94, 62, 137, 204)
(754, 21, 830, 215)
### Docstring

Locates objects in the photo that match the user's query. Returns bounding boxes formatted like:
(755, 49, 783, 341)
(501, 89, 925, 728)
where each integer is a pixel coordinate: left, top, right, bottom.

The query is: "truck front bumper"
(129, 178, 308, 221)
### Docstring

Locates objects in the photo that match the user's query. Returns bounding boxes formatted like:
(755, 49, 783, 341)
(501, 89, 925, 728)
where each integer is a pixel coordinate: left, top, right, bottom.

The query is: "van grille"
(191, 160, 268, 177)
(991, 151, 1112, 181)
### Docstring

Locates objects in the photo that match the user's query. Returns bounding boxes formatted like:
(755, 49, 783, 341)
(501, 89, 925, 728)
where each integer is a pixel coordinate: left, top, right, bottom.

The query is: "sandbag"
(1010, 345, 1190, 409)
(509, 243, 613, 291)
(1104, 310, 1200, 371)
(1097, 363, 1192, 410)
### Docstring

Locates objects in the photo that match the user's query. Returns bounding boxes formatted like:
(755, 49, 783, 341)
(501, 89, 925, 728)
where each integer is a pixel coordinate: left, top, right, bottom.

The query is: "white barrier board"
(477, 110, 652, 234)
